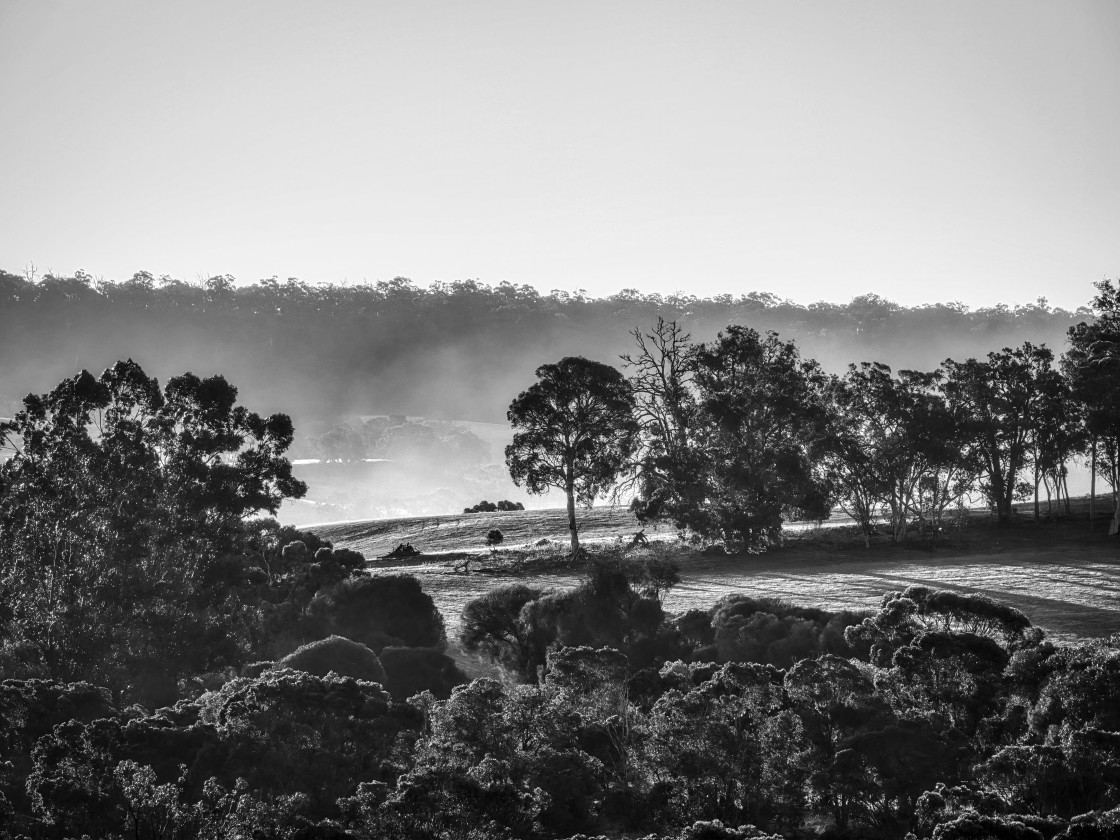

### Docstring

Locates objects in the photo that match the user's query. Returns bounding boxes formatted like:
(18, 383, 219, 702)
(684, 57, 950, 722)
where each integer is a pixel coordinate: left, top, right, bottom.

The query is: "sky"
(1, 0, 1118, 309)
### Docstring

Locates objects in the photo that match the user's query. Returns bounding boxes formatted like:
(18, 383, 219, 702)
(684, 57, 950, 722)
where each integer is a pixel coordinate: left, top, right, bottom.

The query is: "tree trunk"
(1033, 460, 1040, 521)
(565, 474, 580, 557)
(1111, 451, 1119, 536)
(988, 452, 1009, 522)
(1091, 437, 1097, 530)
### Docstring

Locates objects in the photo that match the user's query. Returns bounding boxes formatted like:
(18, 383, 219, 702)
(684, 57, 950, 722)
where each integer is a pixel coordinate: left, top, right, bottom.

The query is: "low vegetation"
(464, 499, 526, 513)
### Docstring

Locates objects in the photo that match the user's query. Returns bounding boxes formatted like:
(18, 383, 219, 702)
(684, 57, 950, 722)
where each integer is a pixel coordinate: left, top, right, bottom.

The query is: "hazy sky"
(2, 1, 1118, 308)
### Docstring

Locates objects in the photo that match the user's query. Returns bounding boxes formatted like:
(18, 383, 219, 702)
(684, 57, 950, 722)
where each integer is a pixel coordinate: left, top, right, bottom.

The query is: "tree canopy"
(0, 360, 306, 704)
(506, 356, 639, 555)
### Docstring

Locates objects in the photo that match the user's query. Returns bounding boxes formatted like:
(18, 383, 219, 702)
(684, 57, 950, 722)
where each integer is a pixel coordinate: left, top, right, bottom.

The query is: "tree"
(505, 357, 639, 556)
(307, 574, 447, 653)
(1065, 279, 1120, 533)
(689, 327, 836, 548)
(0, 361, 306, 705)
(784, 655, 892, 832)
(459, 584, 545, 678)
(197, 669, 418, 815)
(276, 635, 388, 684)
(941, 343, 1056, 523)
(621, 318, 703, 527)
(1029, 366, 1082, 519)
(828, 364, 974, 544)
(378, 646, 468, 701)
(626, 326, 838, 549)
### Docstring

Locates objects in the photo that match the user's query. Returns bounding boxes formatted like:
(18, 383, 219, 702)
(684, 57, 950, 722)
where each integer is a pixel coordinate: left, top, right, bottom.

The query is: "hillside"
(316, 507, 1120, 645)
(313, 505, 674, 557)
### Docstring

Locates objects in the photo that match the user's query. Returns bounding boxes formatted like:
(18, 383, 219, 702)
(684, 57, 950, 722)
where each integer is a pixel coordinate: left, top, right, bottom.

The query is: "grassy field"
(313, 505, 678, 557)
(315, 505, 1120, 648)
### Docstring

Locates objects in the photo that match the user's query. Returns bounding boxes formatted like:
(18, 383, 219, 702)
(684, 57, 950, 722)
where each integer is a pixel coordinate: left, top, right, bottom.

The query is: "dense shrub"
(276, 635, 387, 684)
(308, 574, 447, 652)
(378, 647, 469, 700)
(461, 566, 679, 680)
(706, 595, 864, 668)
(464, 499, 525, 513)
(460, 584, 546, 677)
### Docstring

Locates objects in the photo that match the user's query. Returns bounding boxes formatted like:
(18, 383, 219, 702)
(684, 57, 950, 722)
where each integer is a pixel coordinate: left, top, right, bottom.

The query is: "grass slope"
(314, 505, 676, 558)
(315, 505, 1120, 647)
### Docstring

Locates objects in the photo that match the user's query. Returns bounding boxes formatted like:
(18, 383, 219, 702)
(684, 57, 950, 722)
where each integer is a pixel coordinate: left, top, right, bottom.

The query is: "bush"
(276, 635, 387, 684)
(378, 646, 468, 700)
(705, 595, 863, 668)
(460, 584, 544, 678)
(309, 574, 446, 652)
(464, 500, 524, 513)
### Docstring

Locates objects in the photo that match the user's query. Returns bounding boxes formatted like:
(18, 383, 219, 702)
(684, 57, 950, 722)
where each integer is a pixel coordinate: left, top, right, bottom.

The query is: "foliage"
(941, 343, 1059, 522)
(627, 325, 836, 549)
(6, 289, 1120, 838)
(196, 669, 419, 814)
(1065, 279, 1120, 531)
(460, 568, 675, 682)
(827, 363, 974, 544)
(307, 574, 447, 653)
(623, 318, 704, 537)
(0, 361, 306, 706)
(506, 356, 639, 555)
(276, 635, 388, 684)
(4, 585, 1120, 839)
(0, 270, 1086, 434)
(465, 500, 525, 513)
(688, 327, 836, 547)
(707, 596, 862, 668)
(460, 584, 546, 678)
(378, 646, 469, 701)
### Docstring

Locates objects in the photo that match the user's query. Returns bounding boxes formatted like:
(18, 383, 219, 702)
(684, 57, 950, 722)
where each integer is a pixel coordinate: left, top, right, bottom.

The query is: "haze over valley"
(0, 271, 1097, 520)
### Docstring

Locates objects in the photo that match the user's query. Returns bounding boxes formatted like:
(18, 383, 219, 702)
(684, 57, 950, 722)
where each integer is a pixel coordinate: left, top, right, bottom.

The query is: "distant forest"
(0, 270, 1093, 438)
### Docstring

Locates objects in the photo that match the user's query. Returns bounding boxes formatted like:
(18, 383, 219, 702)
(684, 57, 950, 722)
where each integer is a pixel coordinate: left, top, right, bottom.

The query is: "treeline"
(507, 280, 1120, 552)
(0, 268, 1088, 430)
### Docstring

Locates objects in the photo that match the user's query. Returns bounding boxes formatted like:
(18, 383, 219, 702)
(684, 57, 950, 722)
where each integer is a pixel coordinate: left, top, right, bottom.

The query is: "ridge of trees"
(0, 268, 1089, 428)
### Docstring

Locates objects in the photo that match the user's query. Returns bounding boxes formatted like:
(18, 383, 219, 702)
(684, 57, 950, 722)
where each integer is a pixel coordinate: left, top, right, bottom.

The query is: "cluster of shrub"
(250, 529, 467, 702)
(464, 499, 526, 513)
(4, 551, 1120, 840)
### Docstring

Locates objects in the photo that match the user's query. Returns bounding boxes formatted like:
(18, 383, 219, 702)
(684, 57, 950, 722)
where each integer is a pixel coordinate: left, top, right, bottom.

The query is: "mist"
(0, 271, 1094, 522)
